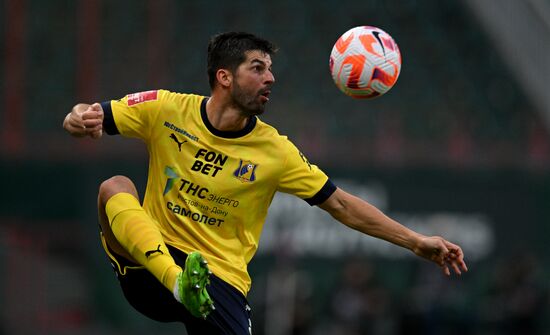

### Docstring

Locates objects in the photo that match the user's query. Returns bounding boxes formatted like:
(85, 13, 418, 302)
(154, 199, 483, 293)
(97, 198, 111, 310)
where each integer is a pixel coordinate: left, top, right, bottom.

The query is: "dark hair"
(207, 32, 278, 88)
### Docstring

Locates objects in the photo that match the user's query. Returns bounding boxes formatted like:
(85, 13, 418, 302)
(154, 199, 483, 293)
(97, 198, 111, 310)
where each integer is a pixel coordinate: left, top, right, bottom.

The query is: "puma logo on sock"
(145, 244, 164, 258)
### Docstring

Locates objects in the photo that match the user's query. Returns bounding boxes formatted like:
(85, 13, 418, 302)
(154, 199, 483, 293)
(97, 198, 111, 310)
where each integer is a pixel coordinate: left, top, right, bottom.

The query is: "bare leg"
(97, 175, 139, 262)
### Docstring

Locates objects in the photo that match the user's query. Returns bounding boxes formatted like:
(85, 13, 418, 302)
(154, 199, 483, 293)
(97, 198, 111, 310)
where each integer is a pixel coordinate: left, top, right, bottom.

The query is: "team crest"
(234, 160, 258, 182)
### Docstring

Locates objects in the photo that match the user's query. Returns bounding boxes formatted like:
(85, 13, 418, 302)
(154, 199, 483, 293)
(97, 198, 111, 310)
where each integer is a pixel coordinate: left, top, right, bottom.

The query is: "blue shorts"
(102, 236, 252, 335)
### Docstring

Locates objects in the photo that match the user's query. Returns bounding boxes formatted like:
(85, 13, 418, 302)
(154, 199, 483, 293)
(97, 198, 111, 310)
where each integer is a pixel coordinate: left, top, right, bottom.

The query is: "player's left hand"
(413, 236, 468, 276)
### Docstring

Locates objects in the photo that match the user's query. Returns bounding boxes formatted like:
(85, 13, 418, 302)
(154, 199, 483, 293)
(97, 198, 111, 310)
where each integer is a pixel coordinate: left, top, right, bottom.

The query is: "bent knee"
(98, 175, 138, 203)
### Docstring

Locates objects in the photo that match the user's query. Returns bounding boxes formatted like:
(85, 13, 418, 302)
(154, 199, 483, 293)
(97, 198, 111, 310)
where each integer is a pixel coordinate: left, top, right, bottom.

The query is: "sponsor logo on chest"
(191, 148, 227, 177)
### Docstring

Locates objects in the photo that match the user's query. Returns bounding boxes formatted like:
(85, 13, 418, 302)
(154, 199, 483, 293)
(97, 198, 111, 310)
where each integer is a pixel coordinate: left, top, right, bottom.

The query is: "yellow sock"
(106, 192, 181, 291)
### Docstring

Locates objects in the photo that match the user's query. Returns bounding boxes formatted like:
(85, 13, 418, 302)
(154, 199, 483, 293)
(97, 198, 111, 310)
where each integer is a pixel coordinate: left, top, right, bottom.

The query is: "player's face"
(231, 50, 275, 116)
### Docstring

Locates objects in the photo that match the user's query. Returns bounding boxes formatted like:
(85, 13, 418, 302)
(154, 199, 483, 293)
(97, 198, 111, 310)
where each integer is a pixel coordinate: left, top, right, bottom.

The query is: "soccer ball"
(330, 26, 402, 99)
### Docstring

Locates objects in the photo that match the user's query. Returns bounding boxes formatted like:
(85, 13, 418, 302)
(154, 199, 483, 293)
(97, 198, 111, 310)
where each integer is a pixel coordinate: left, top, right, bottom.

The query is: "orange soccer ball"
(330, 26, 402, 99)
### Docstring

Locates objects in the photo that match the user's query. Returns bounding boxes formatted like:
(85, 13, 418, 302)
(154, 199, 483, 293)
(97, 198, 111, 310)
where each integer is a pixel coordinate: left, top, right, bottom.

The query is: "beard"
(230, 81, 267, 117)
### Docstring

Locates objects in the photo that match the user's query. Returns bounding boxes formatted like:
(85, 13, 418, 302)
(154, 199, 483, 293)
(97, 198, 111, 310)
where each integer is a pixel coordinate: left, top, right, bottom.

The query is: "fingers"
(442, 243, 468, 276)
(90, 129, 103, 139)
(70, 117, 101, 134)
(436, 241, 449, 259)
(443, 252, 462, 275)
(66, 116, 88, 137)
(82, 106, 103, 121)
(69, 103, 103, 138)
(83, 118, 102, 128)
(429, 237, 449, 267)
(441, 264, 451, 276)
(444, 241, 468, 272)
(426, 237, 468, 276)
(451, 261, 462, 275)
(90, 102, 103, 111)
(85, 123, 103, 135)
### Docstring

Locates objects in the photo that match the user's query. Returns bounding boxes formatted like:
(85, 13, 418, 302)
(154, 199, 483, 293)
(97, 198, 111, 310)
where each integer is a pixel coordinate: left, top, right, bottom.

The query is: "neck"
(205, 95, 250, 132)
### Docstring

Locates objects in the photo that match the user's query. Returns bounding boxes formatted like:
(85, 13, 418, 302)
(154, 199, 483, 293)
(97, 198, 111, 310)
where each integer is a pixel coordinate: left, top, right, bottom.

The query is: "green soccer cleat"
(174, 251, 215, 319)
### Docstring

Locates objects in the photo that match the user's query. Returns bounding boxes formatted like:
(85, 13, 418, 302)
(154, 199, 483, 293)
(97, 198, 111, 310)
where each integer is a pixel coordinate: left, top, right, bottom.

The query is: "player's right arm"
(63, 103, 104, 139)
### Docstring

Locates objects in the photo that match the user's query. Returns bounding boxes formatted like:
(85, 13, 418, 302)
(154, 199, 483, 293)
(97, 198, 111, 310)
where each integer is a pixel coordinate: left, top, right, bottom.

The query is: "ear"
(216, 69, 232, 88)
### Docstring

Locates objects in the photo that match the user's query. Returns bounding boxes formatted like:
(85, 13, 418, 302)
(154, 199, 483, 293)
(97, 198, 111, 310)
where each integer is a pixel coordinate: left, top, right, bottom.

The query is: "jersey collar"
(201, 98, 257, 138)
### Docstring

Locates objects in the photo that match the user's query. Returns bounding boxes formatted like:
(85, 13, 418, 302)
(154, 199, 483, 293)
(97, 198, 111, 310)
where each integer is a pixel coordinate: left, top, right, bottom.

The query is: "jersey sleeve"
(277, 139, 336, 206)
(101, 89, 166, 140)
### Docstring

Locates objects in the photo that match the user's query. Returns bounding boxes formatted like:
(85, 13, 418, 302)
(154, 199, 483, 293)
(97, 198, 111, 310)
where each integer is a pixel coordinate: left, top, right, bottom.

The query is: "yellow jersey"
(101, 89, 335, 295)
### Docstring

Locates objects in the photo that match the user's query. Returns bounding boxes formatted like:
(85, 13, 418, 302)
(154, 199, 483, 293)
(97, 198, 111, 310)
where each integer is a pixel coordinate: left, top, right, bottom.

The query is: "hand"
(413, 236, 468, 276)
(64, 103, 104, 138)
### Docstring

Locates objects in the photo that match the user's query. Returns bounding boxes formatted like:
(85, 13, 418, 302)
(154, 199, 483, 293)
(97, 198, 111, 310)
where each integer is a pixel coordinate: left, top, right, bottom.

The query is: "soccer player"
(63, 32, 467, 334)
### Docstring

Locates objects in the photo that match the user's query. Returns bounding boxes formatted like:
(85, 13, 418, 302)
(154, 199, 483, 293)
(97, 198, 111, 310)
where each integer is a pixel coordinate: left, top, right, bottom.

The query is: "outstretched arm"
(318, 187, 468, 276)
(63, 103, 104, 138)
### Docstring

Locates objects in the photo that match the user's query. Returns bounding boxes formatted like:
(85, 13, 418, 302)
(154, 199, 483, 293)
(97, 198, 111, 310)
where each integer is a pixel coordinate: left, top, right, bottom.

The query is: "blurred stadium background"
(1, 0, 550, 334)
